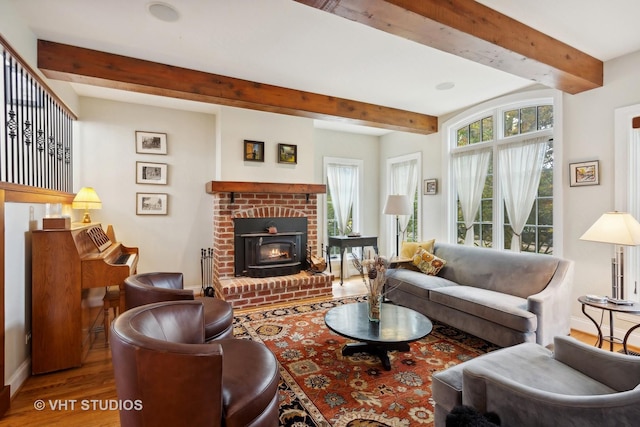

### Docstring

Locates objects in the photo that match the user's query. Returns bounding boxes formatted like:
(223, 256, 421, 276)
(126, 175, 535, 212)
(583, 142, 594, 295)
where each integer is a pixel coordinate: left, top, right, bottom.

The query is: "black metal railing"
(2, 42, 74, 191)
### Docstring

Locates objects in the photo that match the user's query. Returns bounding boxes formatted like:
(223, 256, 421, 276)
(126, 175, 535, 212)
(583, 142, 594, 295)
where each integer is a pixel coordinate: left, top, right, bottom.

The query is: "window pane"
(482, 117, 493, 141)
(503, 225, 513, 250)
(481, 224, 493, 248)
(504, 109, 519, 137)
(457, 223, 466, 244)
(482, 173, 493, 198)
(470, 120, 481, 144)
(538, 199, 553, 225)
(457, 127, 469, 146)
(538, 227, 553, 254)
(538, 105, 553, 129)
(521, 226, 536, 253)
(520, 107, 537, 134)
(480, 199, 492, 222)
(405, 187, 419, 242)
(526, 204, 536, 225)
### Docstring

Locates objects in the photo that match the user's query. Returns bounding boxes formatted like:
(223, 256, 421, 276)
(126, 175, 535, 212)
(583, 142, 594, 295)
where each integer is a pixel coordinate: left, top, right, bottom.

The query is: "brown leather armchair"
(110, 300, 280, 427)
(124, 272, 233, 341)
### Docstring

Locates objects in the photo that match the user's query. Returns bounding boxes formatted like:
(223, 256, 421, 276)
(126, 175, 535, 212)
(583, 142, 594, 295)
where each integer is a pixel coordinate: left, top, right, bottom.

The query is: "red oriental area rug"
(233, 296, 500, 427)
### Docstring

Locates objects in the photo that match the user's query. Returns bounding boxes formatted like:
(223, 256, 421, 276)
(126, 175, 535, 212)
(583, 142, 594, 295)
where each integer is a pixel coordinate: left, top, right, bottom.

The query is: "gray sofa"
(385, 242, 574, 348)
(432, 336, 640, 427)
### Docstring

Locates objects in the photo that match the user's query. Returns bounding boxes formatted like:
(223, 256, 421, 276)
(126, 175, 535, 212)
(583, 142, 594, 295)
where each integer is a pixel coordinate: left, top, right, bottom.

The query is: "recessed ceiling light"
(148, 2, 180, 23)
(436, 82, 455, 91)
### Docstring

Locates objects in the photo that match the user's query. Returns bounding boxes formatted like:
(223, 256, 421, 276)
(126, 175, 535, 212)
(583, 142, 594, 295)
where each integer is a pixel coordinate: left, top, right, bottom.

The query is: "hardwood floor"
(2, 276, 637, 426)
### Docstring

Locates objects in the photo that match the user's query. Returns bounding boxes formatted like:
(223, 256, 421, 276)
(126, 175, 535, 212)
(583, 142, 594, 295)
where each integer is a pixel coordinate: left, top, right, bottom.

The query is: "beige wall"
(77, 98, 216, 286)
(563, 50, 640, 338)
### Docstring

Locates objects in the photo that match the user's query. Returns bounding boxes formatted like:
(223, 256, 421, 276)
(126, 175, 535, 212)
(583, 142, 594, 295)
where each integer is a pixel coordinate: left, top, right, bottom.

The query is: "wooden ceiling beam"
(37, 40, 437, 135)
(295, 0, 603, 94)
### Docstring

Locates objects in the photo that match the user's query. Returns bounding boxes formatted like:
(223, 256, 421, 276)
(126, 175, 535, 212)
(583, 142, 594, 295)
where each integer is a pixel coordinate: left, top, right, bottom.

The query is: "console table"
(578, 295, 640, 354)
(328, 235, 378, 285)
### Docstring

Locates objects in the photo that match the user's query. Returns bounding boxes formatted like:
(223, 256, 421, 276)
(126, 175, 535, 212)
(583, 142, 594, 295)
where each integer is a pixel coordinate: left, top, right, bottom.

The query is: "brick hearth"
(209, 182, 332, 309)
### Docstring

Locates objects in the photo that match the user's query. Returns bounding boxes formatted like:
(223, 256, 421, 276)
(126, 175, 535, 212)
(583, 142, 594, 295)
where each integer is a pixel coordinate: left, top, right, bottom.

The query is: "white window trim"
(385, 152, 422, 256)
(614, 104, 640, 301)
(440, 89, 564, 255)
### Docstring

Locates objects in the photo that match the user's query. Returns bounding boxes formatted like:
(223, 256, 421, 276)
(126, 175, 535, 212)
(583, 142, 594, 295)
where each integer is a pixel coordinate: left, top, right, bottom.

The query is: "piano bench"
(103, 287, 121, 343)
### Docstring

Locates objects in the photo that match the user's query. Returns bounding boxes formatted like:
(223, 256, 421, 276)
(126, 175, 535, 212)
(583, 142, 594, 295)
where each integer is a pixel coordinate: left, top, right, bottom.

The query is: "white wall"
(218, 106, 315, 183)
(379, 131, 444, 254)
(4, 203, 45, 394)
(563, 50, 640, 340)
(313, 128, 380, 241)
(77, 98, 216, 287)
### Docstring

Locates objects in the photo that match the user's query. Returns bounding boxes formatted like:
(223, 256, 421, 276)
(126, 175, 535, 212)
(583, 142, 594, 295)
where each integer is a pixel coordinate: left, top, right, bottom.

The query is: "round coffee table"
(324, 302, 433, 370)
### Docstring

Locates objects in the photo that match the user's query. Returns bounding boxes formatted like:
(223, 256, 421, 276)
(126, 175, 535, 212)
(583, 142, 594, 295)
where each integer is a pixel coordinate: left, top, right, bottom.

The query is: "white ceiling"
(9, 0, 640, 135)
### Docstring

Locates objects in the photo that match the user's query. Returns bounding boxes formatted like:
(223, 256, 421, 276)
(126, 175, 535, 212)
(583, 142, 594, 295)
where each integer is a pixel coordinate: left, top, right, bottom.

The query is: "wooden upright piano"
(31, 223, 138, 374)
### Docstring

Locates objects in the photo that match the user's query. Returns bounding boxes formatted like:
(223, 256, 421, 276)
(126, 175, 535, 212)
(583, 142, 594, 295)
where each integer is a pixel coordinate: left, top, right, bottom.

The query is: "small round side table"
(578, 295, 640, 354)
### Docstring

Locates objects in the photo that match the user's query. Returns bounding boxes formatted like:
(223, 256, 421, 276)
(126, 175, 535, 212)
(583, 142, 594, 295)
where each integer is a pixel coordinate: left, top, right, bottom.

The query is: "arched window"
(443, 90, 561, 254)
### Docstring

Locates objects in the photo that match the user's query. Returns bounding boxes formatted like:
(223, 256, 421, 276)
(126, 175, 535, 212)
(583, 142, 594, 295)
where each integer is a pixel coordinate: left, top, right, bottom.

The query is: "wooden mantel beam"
(295, 0, 603, 94)
(37, 40, 437, 135)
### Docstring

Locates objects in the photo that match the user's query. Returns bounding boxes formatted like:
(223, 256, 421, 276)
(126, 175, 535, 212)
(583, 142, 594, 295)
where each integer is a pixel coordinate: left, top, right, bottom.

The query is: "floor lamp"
(383, 194, 412, 257)
(580, 211, 640, 301)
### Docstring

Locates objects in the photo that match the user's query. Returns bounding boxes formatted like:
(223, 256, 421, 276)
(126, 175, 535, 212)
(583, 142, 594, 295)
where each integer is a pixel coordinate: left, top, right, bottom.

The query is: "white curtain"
(499, 136, 549, 251)
(453, 150, 491, 245)
(327, 164, 357, 236)
(391, 160, 418, 234)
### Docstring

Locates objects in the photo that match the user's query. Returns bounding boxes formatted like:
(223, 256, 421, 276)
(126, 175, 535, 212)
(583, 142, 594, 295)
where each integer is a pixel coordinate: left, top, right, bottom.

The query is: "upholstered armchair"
(110, 300, 280, 427)
(124, 272, 233, 341)
(432, 335, 640, 426)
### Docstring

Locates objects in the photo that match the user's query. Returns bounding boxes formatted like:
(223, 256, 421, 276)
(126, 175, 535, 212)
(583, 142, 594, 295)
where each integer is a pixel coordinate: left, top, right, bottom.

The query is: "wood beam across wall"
(295, 0, 603, 94)
(37, 40, 437, 135)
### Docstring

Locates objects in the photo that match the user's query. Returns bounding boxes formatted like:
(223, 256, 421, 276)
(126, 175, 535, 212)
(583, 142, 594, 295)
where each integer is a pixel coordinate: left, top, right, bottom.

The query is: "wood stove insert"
(234, 217, 308, 277)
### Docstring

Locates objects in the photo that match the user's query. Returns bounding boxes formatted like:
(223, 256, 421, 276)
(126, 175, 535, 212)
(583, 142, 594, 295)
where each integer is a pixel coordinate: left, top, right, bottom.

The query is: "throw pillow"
(400, 239, 435, 259)
(412, 247, 446, 275)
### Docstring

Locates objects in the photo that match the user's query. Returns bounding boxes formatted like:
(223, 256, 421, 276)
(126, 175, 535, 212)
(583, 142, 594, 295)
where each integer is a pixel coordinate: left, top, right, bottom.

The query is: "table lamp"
(383, 194, 412, 257)
(72, 187, 102, 223)
(580, 211, 640, 300)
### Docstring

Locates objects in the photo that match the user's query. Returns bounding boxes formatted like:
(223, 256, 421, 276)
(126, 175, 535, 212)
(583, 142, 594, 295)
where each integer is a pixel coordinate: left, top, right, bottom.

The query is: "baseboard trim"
(7, 356, 31, 398)
(571, 315, 640, 349)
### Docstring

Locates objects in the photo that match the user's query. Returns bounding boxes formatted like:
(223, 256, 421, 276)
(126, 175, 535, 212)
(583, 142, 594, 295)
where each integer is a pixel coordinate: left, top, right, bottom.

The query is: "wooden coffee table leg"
(341, 341, 411, 371)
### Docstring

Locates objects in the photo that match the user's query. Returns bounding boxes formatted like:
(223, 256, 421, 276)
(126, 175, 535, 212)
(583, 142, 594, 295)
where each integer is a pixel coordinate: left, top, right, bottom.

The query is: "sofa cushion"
(385, 269, 457, 299)
(412, 247, 447, 275)
(433, 243, 560, 298)
(429, 286, 537, 333)
(400, 239, 435, 259)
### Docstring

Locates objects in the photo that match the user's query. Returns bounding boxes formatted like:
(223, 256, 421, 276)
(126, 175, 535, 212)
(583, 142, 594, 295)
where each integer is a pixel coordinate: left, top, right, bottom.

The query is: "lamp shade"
(580, 211, 640, 246)
(383, 194, 411, 216)
(72, 187, 102, 210)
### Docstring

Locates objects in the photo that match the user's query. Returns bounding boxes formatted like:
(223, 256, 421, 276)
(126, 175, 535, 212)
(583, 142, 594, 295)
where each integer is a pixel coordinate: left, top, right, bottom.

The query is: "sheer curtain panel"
(453, 150, 491, 245)
(327, 164, 357, 236)
(499, 137, 548, 251)
(390, 160, 418, 234)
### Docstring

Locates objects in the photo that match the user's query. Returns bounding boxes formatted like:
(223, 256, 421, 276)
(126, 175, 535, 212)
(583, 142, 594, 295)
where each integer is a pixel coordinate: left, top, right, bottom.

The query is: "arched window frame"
(441, 89, 564, 255)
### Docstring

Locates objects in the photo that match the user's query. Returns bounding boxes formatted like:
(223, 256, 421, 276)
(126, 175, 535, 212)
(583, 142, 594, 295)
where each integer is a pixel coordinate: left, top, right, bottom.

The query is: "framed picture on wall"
(136, 192, 168, 215)
(135, 131, 167, 155)
(244, 140, 264, 162)
(136, 161, 168, 185)
(569, 160, 599, 186)
(423, 178, 438, 195)
(278, 143, 297, 164)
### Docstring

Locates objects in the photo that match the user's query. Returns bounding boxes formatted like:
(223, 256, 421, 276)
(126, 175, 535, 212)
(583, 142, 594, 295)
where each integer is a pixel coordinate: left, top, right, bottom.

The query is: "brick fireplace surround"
(208, 181, 333, 309)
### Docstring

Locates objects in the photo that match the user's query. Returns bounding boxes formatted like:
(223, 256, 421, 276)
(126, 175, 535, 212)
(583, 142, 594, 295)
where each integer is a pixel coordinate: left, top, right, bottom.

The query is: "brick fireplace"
(207, 181, 333, 309)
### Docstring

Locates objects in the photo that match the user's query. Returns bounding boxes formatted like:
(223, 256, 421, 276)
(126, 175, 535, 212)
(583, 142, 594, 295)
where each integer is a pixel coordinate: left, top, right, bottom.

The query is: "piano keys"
(31, 223, 138, 374)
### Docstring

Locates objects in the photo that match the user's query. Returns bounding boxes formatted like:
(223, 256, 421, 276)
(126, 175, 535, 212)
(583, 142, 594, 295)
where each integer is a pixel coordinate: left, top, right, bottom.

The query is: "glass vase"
(368, 292, 382, 322)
